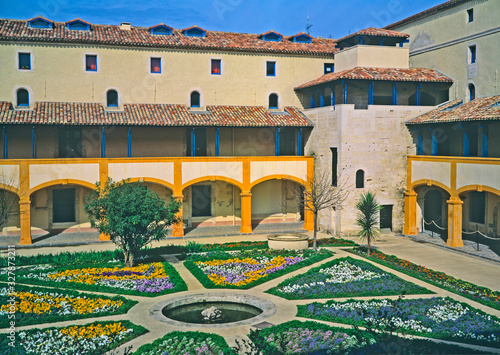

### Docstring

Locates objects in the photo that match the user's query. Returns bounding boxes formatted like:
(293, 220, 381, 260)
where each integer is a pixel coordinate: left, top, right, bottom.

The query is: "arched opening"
(468, 83, 476, 101)
(0, 189, 20, 238)
(107, 89, 118, 107)
(269, 93, 278, 109)
(17, 88, 29, 107)
(251, 179, 303, 227)
(190, 91, 200, 108)
(183, 181, 242, 231)
(355, 170, 364, 188)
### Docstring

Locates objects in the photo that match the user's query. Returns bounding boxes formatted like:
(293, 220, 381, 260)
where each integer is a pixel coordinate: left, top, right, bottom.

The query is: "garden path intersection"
(1, 232, 500, 354)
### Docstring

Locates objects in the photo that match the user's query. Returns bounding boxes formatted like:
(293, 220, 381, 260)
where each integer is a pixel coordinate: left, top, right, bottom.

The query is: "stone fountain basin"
(150, 293, 276, 328)
(267, 233, 309, 250)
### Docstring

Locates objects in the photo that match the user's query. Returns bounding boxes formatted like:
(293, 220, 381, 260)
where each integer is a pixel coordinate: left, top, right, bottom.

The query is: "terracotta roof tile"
(0, 102, 313, 127)
(407, 96, 500, 125)
(386, 0, 469, 29)
(294, 67, 453, 90)
(336, 27, 409, 43)
(0, 18, 338, 56)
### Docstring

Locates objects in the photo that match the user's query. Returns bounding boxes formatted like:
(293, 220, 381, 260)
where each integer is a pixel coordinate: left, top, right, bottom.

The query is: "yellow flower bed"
(60, 322, 129, 339)
(0, 291, 123, 315)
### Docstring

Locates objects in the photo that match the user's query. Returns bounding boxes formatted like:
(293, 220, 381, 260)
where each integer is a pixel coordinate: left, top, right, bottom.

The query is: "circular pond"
(150, 293, 277, 328)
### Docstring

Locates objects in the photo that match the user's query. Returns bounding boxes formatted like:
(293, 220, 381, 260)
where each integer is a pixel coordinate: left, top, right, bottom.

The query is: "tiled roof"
(336, 27, 409, 43)
(0, 18, 338, 56)
(0, 102, 313, 127)
(406, 96, 500, 125)
(386, 0, 469, 29)
(294, 67, 453, 90)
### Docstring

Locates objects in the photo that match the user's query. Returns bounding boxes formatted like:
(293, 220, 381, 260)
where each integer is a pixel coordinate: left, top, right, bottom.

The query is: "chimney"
(121, 22, 131, 30)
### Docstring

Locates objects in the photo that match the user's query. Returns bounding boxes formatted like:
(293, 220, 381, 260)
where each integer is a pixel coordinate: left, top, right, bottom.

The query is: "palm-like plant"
(355, 191, 381, 257)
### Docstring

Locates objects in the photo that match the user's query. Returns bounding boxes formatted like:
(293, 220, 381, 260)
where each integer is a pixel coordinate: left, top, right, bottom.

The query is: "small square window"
(19, 53, 31, 70)
(151, 57, 161, 73)
(467, 9, 474, 22)
(324, 63, 334, 74)
(266, 61, 276, 76)
(211, 59, 221, 75)
(469, 45, 476, 64)
(86, 55, 97, 71)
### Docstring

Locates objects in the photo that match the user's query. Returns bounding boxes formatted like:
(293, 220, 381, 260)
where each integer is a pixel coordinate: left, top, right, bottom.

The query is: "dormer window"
(291, 33, 313, 43)
(261, 31, 282, 42)
(28, 16, 53, 29)
(66, 19, 91, 31)
(150, 24, 173, 35)
(183, 26, 206, 37)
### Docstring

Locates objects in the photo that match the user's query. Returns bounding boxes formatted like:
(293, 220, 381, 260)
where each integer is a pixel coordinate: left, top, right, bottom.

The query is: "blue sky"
(1, 0, 445, 39)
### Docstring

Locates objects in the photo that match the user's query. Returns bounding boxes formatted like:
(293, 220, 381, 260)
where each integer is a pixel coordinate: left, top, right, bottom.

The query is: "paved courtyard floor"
(2, 231, 500, 354)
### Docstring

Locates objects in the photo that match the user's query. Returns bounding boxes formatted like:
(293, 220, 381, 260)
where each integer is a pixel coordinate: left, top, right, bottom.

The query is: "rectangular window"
(279, 129, 295, 156)
(324, 63, 334, 74)
(266, 61, 276, 76)
(468, 45, 476, 64)
(86, 55, 97, 71)
(186, 128, 207, 156)
(150, 57, 161, 73)
(58, 127, 82, 158)
(18, 53, 31, 70)
(211, 59, 221, 75)
(331, 147, 338, 186)
(467, 8, 474, 22)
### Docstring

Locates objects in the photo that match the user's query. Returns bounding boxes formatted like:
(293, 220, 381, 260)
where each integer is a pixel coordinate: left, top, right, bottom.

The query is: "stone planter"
(267, 234, 309, 250)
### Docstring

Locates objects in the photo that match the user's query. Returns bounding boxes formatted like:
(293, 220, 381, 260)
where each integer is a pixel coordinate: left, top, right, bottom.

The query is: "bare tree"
(291, 169, 350, 251)
(0, 173, 20, 229)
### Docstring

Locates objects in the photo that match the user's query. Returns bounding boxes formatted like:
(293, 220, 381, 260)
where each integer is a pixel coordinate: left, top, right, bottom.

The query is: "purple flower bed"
(268, 257, 432, 299)
(298, 297, 500, 347)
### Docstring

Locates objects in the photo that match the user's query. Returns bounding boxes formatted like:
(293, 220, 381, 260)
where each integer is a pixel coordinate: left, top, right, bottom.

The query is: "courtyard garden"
(1, 237, 499, 354)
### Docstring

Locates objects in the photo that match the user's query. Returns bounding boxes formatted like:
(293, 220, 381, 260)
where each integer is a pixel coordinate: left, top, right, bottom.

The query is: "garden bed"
(0, 320, 147, 355)
(298, 297, 500, 348)
(184, 249, 332, 289)
(0, 283, 136, 328)
(6, 262, 187, 297)
(134, 330, 235, 354)
(349, 247, 500, 310)
(267, 256, 433, 299)
(248, 320, 488, 354)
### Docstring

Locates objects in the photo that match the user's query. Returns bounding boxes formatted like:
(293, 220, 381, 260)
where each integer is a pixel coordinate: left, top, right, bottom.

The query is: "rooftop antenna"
(306, 15, 313, 35)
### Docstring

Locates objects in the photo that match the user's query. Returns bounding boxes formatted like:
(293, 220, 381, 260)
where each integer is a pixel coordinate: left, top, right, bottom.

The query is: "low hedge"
(7, 262, 187, 297)
(349, 247, 500, 311)
(0, 283, 137, 328)
(184, 250, 333, 289)
(134, 330, 235, 355)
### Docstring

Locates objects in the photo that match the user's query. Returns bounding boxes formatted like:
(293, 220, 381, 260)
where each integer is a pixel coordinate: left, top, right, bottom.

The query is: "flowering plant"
(268, 256, 432, 299)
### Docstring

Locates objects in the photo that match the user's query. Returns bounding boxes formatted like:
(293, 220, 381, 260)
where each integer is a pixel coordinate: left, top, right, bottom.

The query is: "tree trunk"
(367, 236, 371, 257)
(313, 212, 318, 251)
(124, 250, 135, 267)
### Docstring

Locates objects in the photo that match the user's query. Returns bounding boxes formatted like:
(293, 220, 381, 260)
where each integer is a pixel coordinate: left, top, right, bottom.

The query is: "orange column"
(240, 192, 252, 233)
(447, 197, 464, 247)
(302, 157, 314, 231)
(98, 160, 110, 241)
(19, 161, 32, 245)
(403, 190, 418, 235)
(172, 194, 184, 237)
(19, 198, 32, 245)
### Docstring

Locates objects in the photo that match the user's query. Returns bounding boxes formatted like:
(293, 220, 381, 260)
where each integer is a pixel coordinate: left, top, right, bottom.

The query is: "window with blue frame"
(269, 93, 278, 109)
(262, 32, 282, 41)
(107, 90, 118, 107)
(67, 20, 90, 31)
(19, 53, 31, 70)
(266, 61, 276, 76)
(468, 45, 476, 64)
(211, 59, 221, 75)
(86, 55, 97, 71)
(17, 89, 29, 107)
(151, 57, 161, 73)
(468, 83, 476, 101)
(28, 18, 52, 28)
(324, 63, 334, 74)
(467, 8, 474, 22)
(150, 25, 172, 35)
(191, 91, 200, 107)
(184, 27, 205, 37)
(292, 34, 312, 43)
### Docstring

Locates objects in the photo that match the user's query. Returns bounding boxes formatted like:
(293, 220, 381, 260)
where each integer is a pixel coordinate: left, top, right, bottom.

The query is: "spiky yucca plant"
(355, 191, 381, 257)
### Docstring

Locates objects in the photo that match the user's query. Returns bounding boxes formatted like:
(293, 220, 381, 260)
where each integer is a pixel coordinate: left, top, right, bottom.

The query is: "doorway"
(192, 185, 211, 217)
(380, 205, 393, 230)
(52, 188, 76, 223)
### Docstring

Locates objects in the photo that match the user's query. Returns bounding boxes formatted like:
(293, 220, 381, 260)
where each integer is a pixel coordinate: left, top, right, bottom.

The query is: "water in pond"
(162, 301, 262, 324)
